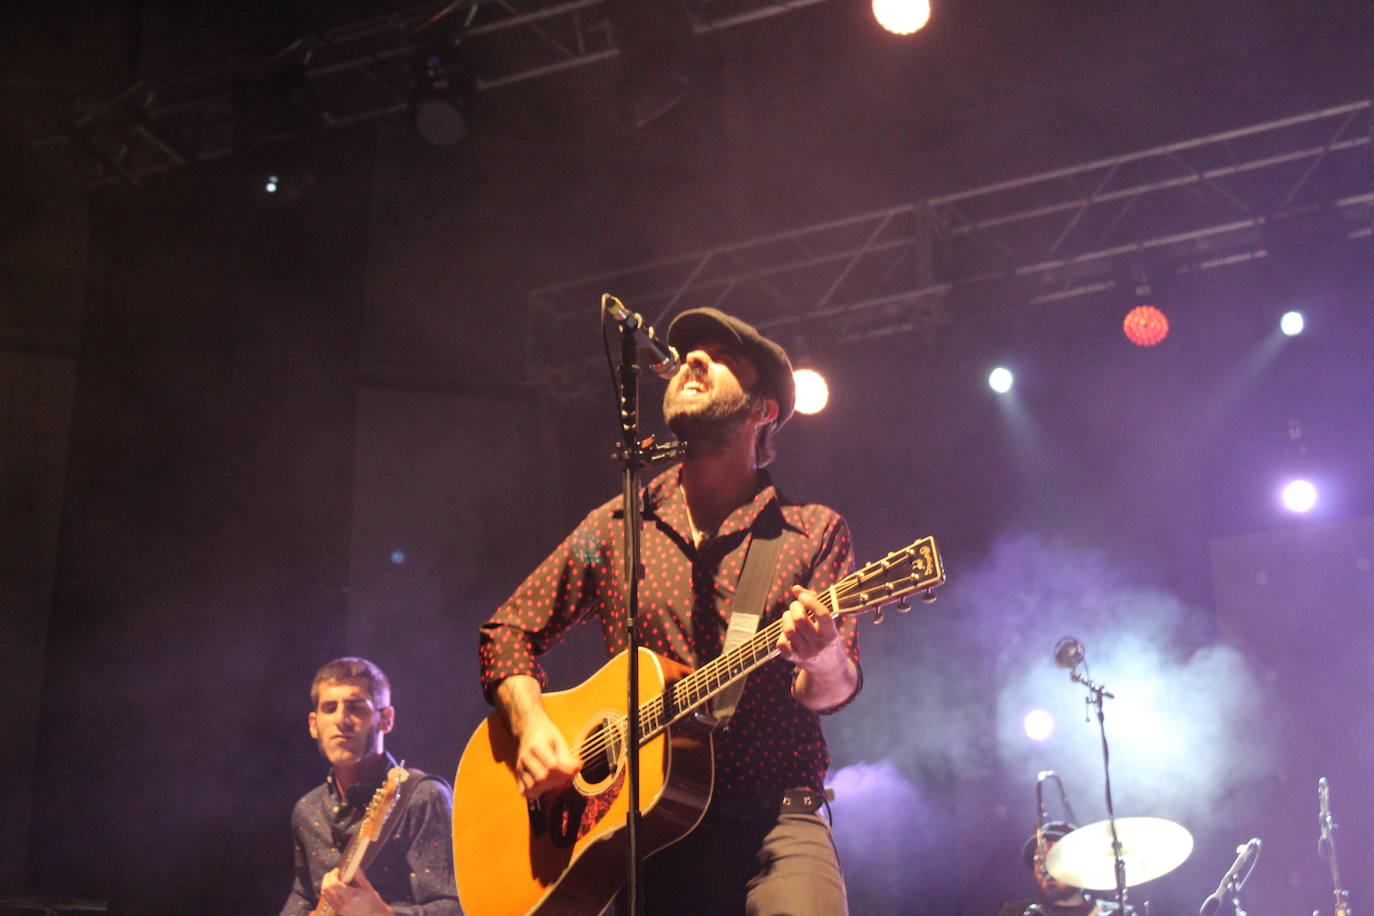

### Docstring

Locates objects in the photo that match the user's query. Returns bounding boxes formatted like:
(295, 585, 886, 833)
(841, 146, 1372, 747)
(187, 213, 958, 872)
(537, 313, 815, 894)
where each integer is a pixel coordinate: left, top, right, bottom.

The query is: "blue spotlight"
(1280, 311, 1305, 336)
(389, 549, 407, 565)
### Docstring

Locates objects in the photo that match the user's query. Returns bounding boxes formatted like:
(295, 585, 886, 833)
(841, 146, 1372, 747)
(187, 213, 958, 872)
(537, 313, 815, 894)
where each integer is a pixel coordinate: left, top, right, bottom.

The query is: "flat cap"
(667, 307, 795, 427)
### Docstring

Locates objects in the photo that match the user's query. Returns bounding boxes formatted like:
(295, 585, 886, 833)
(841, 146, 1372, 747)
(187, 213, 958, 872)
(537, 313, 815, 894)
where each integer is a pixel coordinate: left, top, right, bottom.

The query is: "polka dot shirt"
(479, 466, 861, 796)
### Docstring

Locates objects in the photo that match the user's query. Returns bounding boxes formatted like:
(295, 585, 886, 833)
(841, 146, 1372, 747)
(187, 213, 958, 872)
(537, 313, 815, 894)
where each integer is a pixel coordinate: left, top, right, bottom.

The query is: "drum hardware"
(1314, 776, 1352, 916)
(1032, 769, 1078, 876)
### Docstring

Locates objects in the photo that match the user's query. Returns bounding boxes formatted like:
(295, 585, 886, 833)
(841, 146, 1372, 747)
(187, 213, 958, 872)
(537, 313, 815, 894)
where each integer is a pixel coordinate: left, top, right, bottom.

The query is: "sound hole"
(578, 714, 625, 787)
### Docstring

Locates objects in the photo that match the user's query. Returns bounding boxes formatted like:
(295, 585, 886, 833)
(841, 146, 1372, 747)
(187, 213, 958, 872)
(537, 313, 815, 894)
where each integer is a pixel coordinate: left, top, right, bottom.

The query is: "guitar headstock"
(830, 536, 945, 619)
(360, 765, 410, 841)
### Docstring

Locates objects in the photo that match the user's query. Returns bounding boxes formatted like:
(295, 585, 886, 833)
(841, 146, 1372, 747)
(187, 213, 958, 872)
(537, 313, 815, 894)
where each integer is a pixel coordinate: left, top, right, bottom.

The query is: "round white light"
(1280, 311, 1305, 336)
(988, 367, 1014, 393)
(872, 0, 932, 36)
(1023, 709, 1055, 742)
(793, 368, 830, 415)
(1281, 479, 1318, 513)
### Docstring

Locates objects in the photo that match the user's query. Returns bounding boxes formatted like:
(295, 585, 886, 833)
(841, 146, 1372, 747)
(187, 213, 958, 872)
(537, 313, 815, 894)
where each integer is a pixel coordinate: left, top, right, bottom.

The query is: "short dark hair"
(310, 657, 391, 710)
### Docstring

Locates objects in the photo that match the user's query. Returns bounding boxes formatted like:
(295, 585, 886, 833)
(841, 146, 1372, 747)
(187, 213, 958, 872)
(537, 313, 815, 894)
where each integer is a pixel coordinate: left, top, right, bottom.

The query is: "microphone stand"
(1222, 842, 1258, 916)
(610, 311, 687, 916)
(1317, 778, 1352, 916)
(1073, 668, 1129, 915)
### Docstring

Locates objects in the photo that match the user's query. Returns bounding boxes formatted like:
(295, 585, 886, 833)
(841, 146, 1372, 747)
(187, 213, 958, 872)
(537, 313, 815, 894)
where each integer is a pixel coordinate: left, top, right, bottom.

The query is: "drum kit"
(1028, 639, 1353, 916)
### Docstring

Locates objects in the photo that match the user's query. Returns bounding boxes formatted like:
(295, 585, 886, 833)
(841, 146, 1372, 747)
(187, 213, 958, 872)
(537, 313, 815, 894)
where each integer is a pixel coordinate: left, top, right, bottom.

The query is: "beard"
(663, 373, 756, 458)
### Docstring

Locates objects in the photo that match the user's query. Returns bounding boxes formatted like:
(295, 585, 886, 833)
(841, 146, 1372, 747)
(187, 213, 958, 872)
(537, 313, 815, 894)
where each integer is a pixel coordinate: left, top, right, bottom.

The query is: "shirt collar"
(325, 750, 400, 807)
(646, 465, 780, 545)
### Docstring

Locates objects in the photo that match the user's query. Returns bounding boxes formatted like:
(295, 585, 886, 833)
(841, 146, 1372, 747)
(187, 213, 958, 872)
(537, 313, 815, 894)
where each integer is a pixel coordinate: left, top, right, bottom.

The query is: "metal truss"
(39, 0, 828, 185)
(528, 99, 1374, 396)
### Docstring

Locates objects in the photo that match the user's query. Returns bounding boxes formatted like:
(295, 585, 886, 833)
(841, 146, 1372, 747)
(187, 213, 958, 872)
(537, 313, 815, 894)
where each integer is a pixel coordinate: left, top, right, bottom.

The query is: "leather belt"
(704, 787, 834, 823)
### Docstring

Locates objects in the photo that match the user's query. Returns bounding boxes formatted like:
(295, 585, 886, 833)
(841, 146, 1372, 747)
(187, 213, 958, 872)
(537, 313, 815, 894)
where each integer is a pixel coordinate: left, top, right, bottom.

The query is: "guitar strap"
(710, 500, 786, 725)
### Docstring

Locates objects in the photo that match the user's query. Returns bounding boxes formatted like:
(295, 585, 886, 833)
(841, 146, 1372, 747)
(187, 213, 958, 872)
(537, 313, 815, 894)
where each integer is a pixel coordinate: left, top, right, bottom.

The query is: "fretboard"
(635, 589, 837, 740)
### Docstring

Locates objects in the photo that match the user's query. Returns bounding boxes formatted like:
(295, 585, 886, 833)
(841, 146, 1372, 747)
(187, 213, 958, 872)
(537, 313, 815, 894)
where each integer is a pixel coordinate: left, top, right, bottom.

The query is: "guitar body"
(453, 647, 714, 916)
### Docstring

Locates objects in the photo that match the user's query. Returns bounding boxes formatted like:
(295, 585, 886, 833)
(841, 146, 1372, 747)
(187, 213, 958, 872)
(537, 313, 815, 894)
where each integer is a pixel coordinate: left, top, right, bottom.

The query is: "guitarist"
(479, 307, 862, 915)
(280, 657, 460, 916)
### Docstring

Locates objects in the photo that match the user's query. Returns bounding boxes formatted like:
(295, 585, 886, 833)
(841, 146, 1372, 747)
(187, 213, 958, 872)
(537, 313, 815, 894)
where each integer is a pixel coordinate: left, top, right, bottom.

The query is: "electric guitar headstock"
(360, 765, 410, 841)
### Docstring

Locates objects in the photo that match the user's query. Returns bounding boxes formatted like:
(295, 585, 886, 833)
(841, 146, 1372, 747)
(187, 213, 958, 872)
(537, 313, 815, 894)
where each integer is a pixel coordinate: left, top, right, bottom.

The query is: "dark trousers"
(618, 808, 848, 916)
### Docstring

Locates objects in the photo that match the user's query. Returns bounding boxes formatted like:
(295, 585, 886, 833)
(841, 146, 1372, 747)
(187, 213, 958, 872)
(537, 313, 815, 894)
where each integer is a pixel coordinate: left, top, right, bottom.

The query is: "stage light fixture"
(1280, 478, 1318, 513)
(1023, 709, 1055, 742)
(793, 368, 830, 415)
(1280, 311, 1305, 336)
(988, 367, 1014, 393)
(873, 0, 932, 35)
(245, 162, 315, 208)
(1123, 304, 1169, 347)
(413, 50, 468, 147)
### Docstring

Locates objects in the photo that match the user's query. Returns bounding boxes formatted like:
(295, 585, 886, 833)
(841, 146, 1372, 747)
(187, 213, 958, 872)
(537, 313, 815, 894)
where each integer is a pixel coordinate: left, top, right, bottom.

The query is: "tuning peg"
(872, 606, 885, 624)
(921, 589, 937, 604)
(895, 598, 911, 614)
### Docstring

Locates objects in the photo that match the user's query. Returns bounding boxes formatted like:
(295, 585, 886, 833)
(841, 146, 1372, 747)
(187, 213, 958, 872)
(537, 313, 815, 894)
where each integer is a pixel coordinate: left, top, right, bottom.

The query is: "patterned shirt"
(479, 466, 861, 795)
(279, 752, 460, 915)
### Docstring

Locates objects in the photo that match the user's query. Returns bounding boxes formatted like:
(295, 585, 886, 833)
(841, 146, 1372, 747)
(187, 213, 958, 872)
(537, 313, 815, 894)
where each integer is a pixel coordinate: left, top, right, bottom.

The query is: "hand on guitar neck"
(495, 674, 583, 798)
(318, 868, 393, 916)
(777, 584, 860, 711)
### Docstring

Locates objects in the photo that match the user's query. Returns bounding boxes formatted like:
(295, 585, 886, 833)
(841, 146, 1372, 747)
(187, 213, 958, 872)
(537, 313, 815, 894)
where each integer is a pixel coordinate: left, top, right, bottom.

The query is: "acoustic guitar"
(452, 536, 946, 916)
(309, 764, 410, 916)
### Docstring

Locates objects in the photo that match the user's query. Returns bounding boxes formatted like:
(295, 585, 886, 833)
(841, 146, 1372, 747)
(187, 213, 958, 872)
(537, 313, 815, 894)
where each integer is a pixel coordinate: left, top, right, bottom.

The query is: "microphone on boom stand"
(1199, 838, 1260, 916)
(1053, 637, 1085, 672)
(603, 294, 680, 379)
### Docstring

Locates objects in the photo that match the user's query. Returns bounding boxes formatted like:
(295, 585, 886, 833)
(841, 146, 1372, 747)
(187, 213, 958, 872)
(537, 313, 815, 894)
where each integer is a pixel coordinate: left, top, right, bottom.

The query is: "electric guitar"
(309, 764, 410, 916)
(452, 535, 946, 916)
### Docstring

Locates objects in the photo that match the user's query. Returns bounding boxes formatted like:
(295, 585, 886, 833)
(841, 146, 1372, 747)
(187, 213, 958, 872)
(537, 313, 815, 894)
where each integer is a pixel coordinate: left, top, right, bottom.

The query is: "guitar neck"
(635, 595, 828, 739)
(307, 834, 367, 916)
(633, 535, 945, 741)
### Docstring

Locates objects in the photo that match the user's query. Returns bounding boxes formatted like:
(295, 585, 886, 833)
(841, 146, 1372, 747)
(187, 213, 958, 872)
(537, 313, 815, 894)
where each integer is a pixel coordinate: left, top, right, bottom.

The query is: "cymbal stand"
(1316, 777, 1352, 916)
(1072, 669, 1128, 915)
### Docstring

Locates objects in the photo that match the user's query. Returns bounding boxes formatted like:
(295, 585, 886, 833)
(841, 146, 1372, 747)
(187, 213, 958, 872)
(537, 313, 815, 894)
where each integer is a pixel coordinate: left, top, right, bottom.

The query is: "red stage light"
(1123, 305, 1169, 346)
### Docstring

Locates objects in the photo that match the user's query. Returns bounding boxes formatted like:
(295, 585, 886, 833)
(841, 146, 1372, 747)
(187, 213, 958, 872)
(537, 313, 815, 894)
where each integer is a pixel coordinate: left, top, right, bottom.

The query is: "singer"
(475, 306, 862, 915)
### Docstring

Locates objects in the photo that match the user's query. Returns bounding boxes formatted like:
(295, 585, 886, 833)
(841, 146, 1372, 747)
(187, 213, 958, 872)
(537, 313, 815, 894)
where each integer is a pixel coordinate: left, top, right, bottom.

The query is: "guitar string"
(574, 586, 840, 765)
(572, 549, 930, 765)
(574, 556, 918, 766)
(572, 544, 934, 765)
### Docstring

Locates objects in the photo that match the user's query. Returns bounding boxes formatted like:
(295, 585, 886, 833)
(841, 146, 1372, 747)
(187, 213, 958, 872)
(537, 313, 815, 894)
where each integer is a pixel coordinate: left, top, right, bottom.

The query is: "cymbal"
(1044, 816, 1194, 890)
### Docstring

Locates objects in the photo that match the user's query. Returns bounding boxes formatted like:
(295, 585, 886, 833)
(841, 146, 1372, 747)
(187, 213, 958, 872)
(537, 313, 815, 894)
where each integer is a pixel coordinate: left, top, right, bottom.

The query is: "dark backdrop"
(6, 2, 1374, 914)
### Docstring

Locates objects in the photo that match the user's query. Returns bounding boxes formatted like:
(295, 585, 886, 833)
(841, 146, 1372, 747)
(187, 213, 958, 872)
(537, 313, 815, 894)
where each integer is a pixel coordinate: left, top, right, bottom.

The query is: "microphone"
(1053, 637, 1085, 670)
(1318, 777, 1333, 858)
(603, 294, 680, 379)
(1199, 838, 1260, 916)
